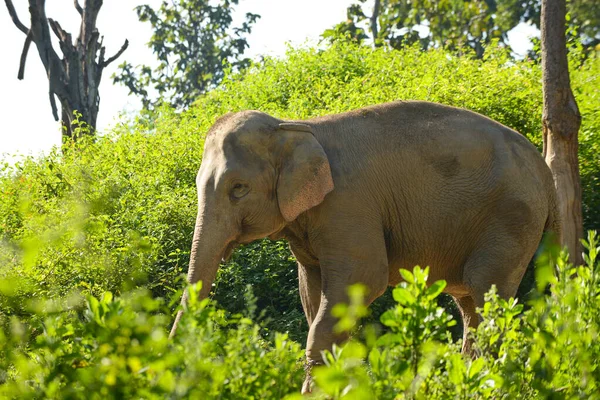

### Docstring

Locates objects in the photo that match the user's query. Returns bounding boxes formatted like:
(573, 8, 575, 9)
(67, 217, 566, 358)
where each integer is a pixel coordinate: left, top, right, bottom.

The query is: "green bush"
(0, 42, 599, 395)
(0, 284, 304, 399)
(302, 232, 600, 399)
(1, 233, 599, 398)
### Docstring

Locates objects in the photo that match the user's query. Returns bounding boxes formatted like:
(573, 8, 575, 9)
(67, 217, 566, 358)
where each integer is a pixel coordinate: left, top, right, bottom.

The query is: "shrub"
(1, 233, 599, 398)
(0, 284, 304, 399)
(1, 42, 599, 353)
(305, 232, 600, 399)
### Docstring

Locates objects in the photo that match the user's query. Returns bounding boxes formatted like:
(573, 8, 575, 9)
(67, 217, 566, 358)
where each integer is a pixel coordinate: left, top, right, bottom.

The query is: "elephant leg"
(305, 224, 389, 363)
(301, 223, 388, 394)
(298, 262, 321, 327)
(454, 295, 479, 355)
(298, 262, 323, 394)
(460, 240, 534, 355)
(464, 247, 531, 306)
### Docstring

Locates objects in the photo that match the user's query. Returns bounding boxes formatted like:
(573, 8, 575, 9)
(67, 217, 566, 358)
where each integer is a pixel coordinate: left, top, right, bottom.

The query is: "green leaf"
(380, 310, 399, 327)
(368, 348, 381, 370)
(426, 280, 446, 299)
(393, 287, 415, 305)
(376, 332, 402, 347)
(102, 292, 113, 304)
(313, 367, 347, 395)
(468, 357, 485, 379)
(339, 341, 367, 360)
(447, 353, 466, 385)
(399, 268, 414, 283)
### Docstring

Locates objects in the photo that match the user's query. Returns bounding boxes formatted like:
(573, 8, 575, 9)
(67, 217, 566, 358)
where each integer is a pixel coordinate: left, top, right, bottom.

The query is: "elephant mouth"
(222, 241, 239, 262)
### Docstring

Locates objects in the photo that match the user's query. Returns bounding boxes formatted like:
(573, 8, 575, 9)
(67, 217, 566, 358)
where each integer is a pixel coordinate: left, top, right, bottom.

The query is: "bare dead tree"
(541, 0, 584, 265)
(4, 0, 128, 139)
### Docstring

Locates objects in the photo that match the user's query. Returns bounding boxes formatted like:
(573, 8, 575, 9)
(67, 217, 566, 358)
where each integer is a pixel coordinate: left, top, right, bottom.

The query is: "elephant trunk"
(169, 205, 230, 338)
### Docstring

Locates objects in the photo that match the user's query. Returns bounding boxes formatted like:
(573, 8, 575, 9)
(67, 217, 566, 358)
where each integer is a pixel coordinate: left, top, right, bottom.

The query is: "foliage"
(324, 0, 523, 58)
(2, 236, 600, 398)
(576, 51, 600, 231)
(568, 0, 600, 50)
(0, 283, 304, 398)
(1, 42, 599, 397)
(323, 0, 600, 57)
(2, 42, 599, 345)
(520, 0, 600, 52)
(213, 239, 307, 342)
(113, 0, 260, 109)
(302, 234, 600, 399)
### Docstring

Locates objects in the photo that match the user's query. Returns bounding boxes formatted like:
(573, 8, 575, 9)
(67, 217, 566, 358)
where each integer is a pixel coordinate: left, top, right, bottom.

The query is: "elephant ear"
(277, 123, 334, 222)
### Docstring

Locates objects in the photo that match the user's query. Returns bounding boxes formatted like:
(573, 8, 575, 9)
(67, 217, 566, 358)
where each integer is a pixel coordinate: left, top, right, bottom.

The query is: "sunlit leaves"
(1, 40, 600, 398)
(324, 0, 599, 57)
(333, 284, 370, 334)
(114, 0, 260, 109)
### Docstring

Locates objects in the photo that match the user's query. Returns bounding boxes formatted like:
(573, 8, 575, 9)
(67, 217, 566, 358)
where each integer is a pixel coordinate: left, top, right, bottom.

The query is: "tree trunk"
(4, 0, 128, 140)
(541, 0, 583, 265)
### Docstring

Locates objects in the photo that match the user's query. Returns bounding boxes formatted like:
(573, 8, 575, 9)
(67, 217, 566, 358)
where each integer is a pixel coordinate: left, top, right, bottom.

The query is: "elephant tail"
(543, 183, 562, 247)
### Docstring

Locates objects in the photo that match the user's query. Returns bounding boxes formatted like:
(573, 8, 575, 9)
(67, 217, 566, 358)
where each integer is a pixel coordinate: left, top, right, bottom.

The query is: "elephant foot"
(301, 375, 313, 395)
(461, 335, 483, 359)
(301, 359, 321, 394)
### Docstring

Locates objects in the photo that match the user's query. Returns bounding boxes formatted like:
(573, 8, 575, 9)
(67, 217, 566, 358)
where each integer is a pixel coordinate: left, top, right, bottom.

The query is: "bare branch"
(48, 18, 71, 45)
(28, 0, 63, 74)
(49, 90, 59, 121)
(9, 0, 118, 138)
(102, 39, 129, 67)
(80, 0, 103, 47)
(74, 0, 82, 15)
(18, 31, 33, 80)
(4, 0, 29, 34)
(98, 42, 106, 68)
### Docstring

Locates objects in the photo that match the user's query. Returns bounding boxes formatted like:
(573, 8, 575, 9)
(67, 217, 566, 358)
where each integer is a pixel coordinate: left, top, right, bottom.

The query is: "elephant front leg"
(304, 279, 352, 362)
(301, 227, 389, 394)
(301, 282, 351, 394)
(298, 261, 326, 394)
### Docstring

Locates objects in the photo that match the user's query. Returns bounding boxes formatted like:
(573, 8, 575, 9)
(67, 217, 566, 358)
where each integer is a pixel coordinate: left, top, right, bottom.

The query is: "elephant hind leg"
(298, 262, 322, 327)
(463, 248, 531, 306)
(454, 295, 479, 355)
(459, 243, 533, 354)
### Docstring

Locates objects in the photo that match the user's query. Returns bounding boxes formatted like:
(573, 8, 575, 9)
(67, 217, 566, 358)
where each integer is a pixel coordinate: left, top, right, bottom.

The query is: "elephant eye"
(231, 182, 250, 199)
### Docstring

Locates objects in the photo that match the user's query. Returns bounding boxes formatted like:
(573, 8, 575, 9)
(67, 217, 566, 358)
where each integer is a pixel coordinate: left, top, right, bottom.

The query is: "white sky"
(0, 1, 538, 161)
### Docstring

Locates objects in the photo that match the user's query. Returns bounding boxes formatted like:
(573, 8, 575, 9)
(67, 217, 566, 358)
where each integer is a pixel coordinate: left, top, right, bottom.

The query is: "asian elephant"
(169, 101, 560, 393)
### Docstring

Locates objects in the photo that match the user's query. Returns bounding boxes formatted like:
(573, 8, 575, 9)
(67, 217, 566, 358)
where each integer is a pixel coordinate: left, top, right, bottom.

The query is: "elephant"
(169, 100, 560, 393)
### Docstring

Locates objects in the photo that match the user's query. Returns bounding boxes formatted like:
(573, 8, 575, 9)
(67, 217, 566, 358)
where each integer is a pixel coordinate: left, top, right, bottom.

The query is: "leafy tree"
(516, 0, 599, 52)
(569, 0, 600, 49)
(324, 0, 599, 57)
(114, 0, 260, 109)
(323, 0, 524, 58)
(4, 0, 128, 139)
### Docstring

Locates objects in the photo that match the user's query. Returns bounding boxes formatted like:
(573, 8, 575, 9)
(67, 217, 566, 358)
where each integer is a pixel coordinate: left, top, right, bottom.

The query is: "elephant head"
(169, 111, 334, 336)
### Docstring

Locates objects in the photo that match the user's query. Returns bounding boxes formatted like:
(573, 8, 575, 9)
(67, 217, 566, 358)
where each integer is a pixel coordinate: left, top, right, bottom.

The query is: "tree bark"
(4, 0, 128, 140)
(541, 0, 583, 265)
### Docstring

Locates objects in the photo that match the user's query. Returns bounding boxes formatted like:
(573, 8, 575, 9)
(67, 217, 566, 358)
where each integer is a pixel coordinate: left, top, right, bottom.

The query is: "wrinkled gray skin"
(170, 101, 560, 393)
